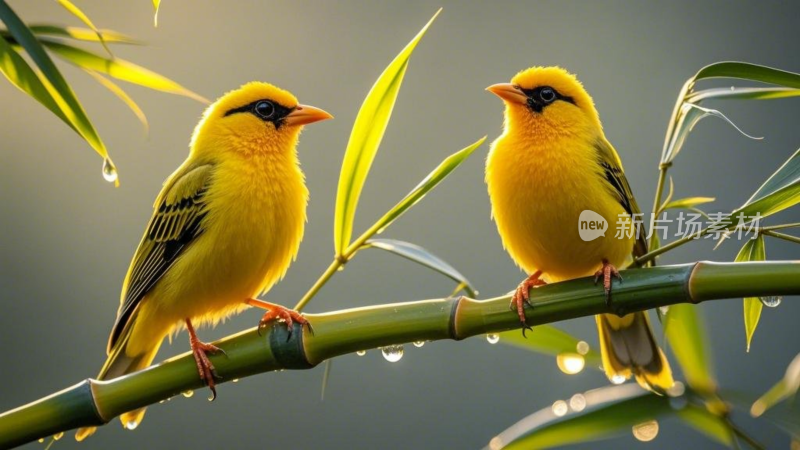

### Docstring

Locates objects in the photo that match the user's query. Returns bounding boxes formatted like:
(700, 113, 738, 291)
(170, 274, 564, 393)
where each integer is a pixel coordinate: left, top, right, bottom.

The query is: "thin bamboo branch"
(636, 228, 708, 265)
(763, 230, 800, 245)
(0, 260, 798, 448)
(293, 258, 344, 311)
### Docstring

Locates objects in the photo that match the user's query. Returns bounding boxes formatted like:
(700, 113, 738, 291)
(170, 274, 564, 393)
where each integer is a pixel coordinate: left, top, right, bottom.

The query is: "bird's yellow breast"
(127, 152, 307, 354)
(486, 131, 633, 282)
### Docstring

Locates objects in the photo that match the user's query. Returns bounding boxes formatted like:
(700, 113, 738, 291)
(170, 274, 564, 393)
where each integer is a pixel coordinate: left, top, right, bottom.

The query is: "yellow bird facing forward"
(76, 82, 332, 440)
(485, 67, 673, 392)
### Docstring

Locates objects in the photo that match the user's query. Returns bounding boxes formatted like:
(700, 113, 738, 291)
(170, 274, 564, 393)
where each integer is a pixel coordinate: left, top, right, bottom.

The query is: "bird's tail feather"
(75, 318, 162, 441)
(596, 311, 673, 393)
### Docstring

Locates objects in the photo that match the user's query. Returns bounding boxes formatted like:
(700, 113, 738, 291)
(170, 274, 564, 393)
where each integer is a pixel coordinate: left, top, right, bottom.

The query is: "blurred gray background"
(2, 1, 799, 449)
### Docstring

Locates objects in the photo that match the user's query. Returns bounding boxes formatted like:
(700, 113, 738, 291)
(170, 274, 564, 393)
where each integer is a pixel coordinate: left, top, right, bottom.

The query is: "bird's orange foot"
(247, 298, 313, 339)
(510, 270, 546, 336)
(185, 319, 225, 400)
(594, 259, 622, 307)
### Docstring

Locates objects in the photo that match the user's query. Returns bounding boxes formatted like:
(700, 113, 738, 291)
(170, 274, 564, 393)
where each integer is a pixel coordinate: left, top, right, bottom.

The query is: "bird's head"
(487, 67, 601, 141)
(190, 82, 332, 158)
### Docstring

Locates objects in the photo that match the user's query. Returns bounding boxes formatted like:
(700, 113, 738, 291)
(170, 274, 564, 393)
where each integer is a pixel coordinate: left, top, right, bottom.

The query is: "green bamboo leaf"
(734, 236, 765, 351)
(662, 176, 675, 209)
(675, 404, 734, 447)
(688, 87, 800, 103)
(350, 136, 484, 252)
(693, 61, 800, 88)
(498, 326, 602, 369)
(731, 148, 800, 221)
(83, 69, 148, 135)
(54, 0, 111, 56)
(0, 35, 73, 131)
(152, 0, 161, 27)
(661, 62, 800, 166)
(751, 353, 800, 418)
(665, 303, 717, 394)
(333, 8, 441, 256)
(660, 78, 694, 165)
(25, 24, 142, 44)
(492, 386, 672, 449)
(689, 207, 712, 221)
(0, 0, 115, 173)
(723, 389, 800, 437)
(655, 176, 675, 216)
(38, 39, 208, 104)
(662, 197, 715, 211)
(663, 103, 762, 164)
(363, 239, 477, 297)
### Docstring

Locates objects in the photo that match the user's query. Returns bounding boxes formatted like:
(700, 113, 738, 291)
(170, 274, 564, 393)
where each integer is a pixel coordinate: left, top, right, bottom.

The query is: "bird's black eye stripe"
(223, 99, 293, 127)
(519, 86, 576, 112)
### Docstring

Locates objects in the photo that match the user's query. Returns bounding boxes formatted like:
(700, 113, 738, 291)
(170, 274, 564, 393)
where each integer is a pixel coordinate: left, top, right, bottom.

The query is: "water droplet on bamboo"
(356, 350, 366, 356)
(53, 432, 63, 441)
(569, 393, 587, 412)
(102, 158, 118, 183)
(576, 341, 590, 355)
(730, 86, 735, 91)
(125, 420, 139, 430)
(381, 345, 404, 362)
(336, 265, 345, 272)
(632, 420, 659, 442)
(611, 374, 627, 385)
(413, 341, 425, 348)
(486, 333, 500, 344)
(232, 378, 239, 383)
(551, 400, 568, 417)
(182, 390, 194, 398)
(556, 353, 585, 375)
(159, 400, 165, 404)
(38, 438, 44, 443)
(760, 296, 782, 307)
(667, 381, 685, 397)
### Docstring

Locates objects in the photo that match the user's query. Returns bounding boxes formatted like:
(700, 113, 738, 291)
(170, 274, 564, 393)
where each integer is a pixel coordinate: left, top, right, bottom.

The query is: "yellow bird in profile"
(76, 82, 332, 440)
(485, 67, 673, 392)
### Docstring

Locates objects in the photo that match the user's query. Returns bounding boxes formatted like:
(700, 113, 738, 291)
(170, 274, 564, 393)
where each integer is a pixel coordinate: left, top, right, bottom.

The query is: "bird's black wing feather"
(107, 164, 214, 352)
(594, 139, 650, 264)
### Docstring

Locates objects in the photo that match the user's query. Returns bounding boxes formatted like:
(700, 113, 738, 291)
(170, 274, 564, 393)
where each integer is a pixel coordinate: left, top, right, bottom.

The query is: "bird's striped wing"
(107, 163, 215, 352)
(594, 138, 649, 262)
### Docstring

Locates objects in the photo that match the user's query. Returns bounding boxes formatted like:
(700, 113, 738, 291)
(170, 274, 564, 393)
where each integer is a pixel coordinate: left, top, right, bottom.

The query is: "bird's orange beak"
(486, 83, 527, 105)
(285, 104, 333, 126)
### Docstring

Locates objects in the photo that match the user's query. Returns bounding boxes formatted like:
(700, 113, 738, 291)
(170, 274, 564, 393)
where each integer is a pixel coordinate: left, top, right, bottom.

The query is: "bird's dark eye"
(539, 87, 557, 104)
(254, 100, 275, 119)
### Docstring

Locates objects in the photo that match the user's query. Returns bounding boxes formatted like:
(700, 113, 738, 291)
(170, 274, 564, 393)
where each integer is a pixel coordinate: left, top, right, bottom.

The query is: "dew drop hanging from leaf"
(102, 157, 118, 184)
(381, 345, 404, 362)
(760, 296, 782, 307)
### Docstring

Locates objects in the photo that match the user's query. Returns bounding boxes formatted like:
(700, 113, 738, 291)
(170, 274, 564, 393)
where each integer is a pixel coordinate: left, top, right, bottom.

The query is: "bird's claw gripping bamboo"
(510, 270, 546, 337)
(594, 259, 623, 307)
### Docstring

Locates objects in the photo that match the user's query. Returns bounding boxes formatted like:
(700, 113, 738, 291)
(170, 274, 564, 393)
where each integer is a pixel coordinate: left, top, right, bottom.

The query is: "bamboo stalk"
(0, 261, 798, 448)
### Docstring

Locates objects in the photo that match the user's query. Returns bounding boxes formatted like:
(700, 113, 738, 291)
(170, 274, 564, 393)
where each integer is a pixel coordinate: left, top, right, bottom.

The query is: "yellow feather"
(486, 67, 673, 392)
(78, 82, 330, 439)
